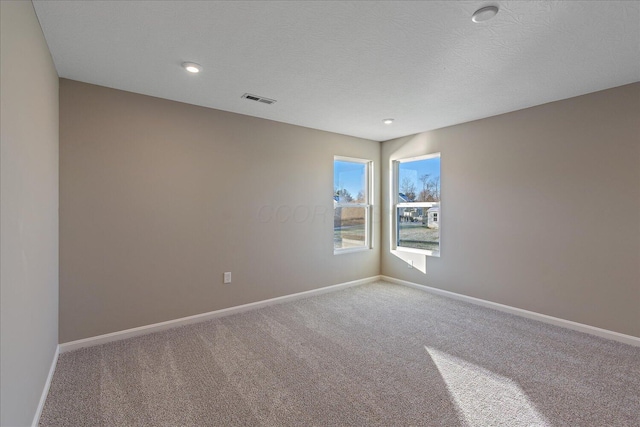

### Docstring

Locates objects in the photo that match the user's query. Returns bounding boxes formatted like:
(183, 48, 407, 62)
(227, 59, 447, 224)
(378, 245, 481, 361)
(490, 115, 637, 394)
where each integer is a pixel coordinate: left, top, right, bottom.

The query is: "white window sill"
(393, 246, 440, 257)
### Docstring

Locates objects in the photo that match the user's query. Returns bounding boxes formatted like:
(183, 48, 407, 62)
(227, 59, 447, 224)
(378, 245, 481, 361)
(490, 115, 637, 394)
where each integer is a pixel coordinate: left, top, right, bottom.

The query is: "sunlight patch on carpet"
(425, 346, 551, 427)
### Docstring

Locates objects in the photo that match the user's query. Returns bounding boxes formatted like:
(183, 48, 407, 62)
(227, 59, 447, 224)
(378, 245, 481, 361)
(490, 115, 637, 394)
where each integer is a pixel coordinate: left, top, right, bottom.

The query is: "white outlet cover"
(224, 272, 231, 284)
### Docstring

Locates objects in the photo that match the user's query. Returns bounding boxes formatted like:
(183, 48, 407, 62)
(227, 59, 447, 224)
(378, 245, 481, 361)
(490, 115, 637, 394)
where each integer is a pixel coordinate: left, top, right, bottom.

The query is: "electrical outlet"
(408, 260, 413, 269)
(223, 272, 231, 284)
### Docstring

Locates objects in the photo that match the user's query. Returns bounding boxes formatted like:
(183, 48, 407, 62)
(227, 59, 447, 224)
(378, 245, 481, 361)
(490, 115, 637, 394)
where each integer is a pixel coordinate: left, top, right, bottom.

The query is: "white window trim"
(392, 153, 441, 257)
(334, 156, 373, 255)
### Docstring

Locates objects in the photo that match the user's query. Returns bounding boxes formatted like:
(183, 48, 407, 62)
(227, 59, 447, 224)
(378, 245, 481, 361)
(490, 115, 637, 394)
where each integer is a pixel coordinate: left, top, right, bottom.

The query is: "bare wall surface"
(0, 1, 60, 425)
(59, 80, 380, 343)
(382, 83, 640, 337)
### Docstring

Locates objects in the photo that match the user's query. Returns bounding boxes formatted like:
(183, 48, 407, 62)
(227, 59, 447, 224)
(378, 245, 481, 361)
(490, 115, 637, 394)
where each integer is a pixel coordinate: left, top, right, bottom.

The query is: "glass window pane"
(334, 207, 366, 250)
(334, 161, 366, 203)
(397, 206, 439, 254)
(396, 154, 440, 255)
(398, 157, 440, 203)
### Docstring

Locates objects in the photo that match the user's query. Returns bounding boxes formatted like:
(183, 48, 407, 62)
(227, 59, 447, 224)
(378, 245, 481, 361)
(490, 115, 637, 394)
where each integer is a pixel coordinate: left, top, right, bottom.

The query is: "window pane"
(396, 154, 440, 255)
(397, 206, 440, 253)
(398, 157, 440, 203)
(334, 207, 366, 250)
(333, 156, 371, 254)
(334, 161, 366, 203)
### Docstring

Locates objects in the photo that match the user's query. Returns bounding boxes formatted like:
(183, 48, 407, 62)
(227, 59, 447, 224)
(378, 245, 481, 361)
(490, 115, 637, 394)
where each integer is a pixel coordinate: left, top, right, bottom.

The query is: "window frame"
(392, 153, 441, 257)
(333, 156, 373, 255)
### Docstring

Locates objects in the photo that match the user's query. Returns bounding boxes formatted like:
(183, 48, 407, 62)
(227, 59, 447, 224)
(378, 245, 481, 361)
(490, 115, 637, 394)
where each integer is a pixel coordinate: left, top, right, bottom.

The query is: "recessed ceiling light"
(472, 6, 499, 23)
(182, 62, 202, 73)
(383, 118, 394, 125)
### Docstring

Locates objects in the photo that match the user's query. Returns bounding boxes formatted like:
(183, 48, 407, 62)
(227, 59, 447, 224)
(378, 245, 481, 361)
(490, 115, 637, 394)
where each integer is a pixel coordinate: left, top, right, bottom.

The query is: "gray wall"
(0, 1, 60, 426)
(59, 79, 380, 343)
(381, 83, 640, 338)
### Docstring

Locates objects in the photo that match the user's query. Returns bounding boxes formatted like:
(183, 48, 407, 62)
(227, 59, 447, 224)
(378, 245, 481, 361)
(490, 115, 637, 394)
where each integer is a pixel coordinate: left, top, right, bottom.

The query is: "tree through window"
(334, 157, 372, 253)
(394, 153, 441, 256)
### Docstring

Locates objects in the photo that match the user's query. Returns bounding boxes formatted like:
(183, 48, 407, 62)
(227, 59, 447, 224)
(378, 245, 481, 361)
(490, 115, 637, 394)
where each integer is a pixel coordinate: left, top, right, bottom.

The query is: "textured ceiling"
(33, 1, 640, 141)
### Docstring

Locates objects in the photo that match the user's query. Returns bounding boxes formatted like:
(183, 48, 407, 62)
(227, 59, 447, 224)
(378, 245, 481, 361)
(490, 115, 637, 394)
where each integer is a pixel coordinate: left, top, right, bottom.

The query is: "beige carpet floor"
(40, 281, 639, 426)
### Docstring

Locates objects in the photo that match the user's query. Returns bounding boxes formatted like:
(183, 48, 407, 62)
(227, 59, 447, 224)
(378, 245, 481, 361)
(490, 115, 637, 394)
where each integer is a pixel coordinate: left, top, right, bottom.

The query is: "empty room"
(1, 1, 639, 426)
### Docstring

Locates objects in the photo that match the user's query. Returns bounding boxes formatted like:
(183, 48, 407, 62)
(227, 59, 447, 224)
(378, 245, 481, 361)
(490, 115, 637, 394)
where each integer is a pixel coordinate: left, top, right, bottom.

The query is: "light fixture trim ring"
(472, 5, 499, 23)
(182, 62, 203, 73)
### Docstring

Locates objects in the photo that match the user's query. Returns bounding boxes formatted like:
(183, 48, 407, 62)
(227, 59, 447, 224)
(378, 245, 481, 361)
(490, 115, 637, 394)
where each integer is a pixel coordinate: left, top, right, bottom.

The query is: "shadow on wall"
(391, 250, 428, 274)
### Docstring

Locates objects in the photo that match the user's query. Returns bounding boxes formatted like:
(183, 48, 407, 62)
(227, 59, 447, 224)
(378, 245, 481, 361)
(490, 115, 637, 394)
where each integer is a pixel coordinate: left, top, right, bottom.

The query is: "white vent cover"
(241, 93, 276, 105)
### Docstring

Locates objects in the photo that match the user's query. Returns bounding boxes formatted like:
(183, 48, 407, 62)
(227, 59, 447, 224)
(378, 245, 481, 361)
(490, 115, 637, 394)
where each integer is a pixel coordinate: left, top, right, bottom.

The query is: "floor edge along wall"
(32, 346, 59, 427)
(380, 276, 640, 347)
(59, 276, 381, 353)
(59, 275, 639, 353)
(37, 275, 639, 426)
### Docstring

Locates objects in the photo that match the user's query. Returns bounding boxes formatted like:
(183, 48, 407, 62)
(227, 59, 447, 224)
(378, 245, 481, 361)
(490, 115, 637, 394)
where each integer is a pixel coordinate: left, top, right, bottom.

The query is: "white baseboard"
(60, 276, 381, 353)
(32, 344, 59, 426)
(59, 273, 638, 353)
(381, 275, 640, 347)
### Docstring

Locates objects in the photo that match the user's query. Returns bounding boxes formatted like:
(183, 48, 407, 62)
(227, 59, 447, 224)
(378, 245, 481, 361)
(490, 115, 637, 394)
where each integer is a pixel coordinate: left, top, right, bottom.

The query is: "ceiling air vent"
(242, 93, 276, 105)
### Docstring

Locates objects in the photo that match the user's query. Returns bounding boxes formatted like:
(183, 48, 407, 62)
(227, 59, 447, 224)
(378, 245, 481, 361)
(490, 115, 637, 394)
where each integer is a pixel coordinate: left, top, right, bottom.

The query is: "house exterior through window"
(393, 153, 441, 257)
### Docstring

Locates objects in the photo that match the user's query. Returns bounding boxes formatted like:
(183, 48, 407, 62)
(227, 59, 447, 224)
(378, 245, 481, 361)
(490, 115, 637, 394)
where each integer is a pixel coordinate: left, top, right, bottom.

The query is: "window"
(334, 156, 372, 253)
(393, 153, 441, 256)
